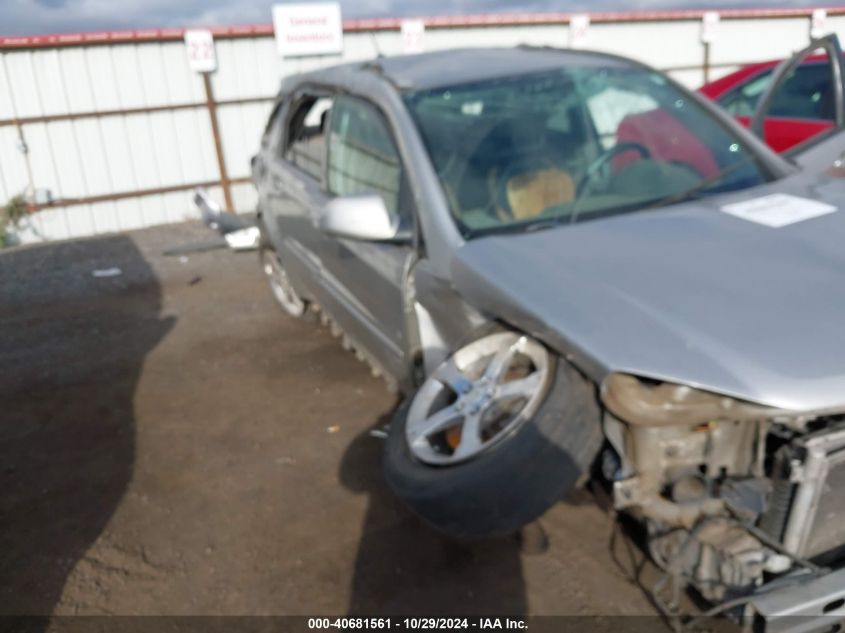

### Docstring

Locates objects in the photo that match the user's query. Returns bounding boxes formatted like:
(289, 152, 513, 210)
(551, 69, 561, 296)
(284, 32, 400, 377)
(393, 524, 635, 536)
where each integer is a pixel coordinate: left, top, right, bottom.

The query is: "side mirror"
(318, 194, 410, 242)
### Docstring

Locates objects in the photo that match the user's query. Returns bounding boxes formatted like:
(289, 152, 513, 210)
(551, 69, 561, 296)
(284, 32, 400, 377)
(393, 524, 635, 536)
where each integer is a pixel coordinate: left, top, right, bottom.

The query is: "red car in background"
(700, 54, 837, 152)
(608, 38, 844, 183)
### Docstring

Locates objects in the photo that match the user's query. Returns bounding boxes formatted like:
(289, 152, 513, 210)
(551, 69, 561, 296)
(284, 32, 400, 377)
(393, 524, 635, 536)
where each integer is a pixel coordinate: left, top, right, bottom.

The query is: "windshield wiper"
(487, 154, 768, 237)
(523, 219, 566, 233)
(565, 152, 767, 227)
(641, 152, 767, 212)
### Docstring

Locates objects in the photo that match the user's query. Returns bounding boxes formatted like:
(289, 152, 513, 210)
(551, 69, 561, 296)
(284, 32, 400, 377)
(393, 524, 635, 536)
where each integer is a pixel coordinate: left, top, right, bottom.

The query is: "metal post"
(13, 120, 39, 234)
(14, 121, 35, 198)
(703, 42, 711, 85)
(202, 72, 235, 213)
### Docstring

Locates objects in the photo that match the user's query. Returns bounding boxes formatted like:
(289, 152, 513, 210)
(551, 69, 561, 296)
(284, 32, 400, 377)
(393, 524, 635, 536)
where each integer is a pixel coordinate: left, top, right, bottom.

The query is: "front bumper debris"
(748, 567, 845, 633)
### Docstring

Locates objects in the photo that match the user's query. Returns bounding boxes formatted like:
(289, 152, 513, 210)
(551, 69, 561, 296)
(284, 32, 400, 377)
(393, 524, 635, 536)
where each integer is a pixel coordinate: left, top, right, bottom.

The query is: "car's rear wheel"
(258, 226, 307, 318)
(384, 330, 604, 540)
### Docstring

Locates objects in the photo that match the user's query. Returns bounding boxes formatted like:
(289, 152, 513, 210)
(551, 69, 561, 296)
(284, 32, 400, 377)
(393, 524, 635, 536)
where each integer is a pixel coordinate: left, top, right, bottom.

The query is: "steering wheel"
(574, 142, 652, 199)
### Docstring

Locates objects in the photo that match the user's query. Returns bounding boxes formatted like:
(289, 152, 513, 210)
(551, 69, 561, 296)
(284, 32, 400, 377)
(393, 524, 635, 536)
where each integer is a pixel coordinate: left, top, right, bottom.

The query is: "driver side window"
(327, 96, 402, 218)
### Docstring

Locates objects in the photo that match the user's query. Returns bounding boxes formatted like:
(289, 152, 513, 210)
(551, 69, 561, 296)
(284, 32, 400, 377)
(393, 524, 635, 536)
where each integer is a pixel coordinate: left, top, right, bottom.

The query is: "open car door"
(750, 34, 845, 153)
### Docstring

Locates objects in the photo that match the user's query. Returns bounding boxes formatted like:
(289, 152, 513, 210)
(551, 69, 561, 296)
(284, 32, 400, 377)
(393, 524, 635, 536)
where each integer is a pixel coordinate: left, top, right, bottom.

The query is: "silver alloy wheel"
(261, 249, 306, 317)
(406, 332, 552, 465)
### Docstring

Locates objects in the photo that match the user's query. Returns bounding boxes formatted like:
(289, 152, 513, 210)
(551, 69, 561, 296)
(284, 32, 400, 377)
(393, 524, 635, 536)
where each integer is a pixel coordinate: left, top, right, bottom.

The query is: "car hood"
(794, 130, 845, 174)
(451, 173, 845, 413)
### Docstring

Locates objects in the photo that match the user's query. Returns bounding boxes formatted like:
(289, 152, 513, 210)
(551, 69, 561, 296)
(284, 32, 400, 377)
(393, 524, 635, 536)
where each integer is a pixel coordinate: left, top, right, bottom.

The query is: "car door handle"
(265, 175, 285, 200)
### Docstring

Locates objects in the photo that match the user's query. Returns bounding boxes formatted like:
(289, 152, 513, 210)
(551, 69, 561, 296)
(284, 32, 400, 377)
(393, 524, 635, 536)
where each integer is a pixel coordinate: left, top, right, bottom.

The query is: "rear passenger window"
(285, 96, 333, 180)
(327, 96, 402, 217)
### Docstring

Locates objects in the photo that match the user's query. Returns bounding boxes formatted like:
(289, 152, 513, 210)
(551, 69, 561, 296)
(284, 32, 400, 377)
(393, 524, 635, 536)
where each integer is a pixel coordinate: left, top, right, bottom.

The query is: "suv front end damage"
(601, 373, 845, 629)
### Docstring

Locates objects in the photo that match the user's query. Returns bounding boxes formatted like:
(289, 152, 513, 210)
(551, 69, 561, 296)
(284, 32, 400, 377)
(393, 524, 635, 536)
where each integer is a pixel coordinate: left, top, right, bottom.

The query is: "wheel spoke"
(264, 252, 305, 316)
(494, 371, 543, 401)
(483, 337, 522, 382)
(453, 411, 484, 460)
(410, 404, 464, 442)
(432, 357, 473, 395)
(406, 332, 550, 465)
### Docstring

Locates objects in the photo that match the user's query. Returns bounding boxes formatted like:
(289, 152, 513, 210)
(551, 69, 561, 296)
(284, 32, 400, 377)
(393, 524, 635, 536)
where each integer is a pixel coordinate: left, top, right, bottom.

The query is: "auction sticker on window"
(721, 194, 837, 228)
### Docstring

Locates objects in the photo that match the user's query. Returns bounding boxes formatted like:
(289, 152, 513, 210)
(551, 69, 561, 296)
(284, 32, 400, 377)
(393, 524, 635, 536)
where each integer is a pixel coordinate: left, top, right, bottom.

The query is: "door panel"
(319, 95, 415, 380)
(752, 35, 845, 153)
(269, 159, 332, 297)
(265, 95, 334, 301)
(264, 91, 414, 383)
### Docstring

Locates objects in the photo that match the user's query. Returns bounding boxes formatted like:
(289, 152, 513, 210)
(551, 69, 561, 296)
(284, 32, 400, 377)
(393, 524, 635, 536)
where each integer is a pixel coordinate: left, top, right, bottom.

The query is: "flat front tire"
(384, 331, 604, 540)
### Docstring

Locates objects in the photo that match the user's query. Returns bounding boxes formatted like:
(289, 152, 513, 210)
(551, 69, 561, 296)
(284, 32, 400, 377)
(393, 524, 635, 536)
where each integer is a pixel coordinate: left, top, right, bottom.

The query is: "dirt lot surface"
(0, 222, 658, 618)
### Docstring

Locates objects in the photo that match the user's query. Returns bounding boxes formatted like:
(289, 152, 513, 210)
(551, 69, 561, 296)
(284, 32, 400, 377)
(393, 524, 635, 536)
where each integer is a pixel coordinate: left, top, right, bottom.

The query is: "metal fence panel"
(1, 9, 843, 244)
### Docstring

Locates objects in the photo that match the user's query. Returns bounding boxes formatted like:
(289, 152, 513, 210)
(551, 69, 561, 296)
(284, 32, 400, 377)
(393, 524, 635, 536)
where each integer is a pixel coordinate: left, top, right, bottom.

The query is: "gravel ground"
(0, 221, 658, 619)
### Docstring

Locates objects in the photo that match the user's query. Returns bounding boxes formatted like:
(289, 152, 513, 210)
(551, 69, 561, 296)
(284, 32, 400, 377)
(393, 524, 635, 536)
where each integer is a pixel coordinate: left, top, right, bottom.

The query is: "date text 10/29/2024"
(308, 619, 528, 630)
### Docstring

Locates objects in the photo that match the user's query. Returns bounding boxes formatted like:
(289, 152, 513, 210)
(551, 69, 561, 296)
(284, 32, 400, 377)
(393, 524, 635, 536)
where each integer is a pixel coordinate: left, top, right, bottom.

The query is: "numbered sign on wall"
(184, 29, 217, 73)
(700, 11, 720, 45)
(401, 19, 426, 54)
(569, 14, 590, 49)
(811, 9, 828, 39)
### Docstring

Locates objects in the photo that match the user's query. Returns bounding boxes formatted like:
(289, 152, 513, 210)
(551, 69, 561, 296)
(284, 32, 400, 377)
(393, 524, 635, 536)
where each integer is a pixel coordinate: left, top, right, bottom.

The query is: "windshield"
(404, 65, 771, 236)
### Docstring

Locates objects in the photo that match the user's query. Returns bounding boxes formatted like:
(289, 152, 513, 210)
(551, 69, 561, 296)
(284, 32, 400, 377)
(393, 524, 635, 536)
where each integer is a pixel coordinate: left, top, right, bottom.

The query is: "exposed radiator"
(781, 426, 845, 560)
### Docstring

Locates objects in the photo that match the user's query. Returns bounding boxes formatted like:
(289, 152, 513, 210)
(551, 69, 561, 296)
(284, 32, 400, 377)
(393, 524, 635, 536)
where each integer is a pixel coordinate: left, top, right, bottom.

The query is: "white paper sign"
(184, 29, 217, 73)
(701, 11, 720, 44)
(401, 19, 425, 54)
(721, 194, 837, 228)
(569, 14, 590, 49)
(811, 9, 828, 39)
(273, 2, 343, 58)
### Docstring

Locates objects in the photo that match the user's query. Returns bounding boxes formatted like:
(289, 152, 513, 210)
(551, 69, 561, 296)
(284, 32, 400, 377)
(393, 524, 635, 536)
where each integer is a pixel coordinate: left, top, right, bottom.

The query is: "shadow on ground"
(0, 222, 656, 620)
(340, 409, 528, 616)
(0, 236, 173, 615)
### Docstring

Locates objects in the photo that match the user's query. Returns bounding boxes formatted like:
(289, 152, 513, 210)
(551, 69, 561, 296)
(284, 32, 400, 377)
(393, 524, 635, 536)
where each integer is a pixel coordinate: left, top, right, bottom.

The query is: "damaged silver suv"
(252, 44, 845, 626)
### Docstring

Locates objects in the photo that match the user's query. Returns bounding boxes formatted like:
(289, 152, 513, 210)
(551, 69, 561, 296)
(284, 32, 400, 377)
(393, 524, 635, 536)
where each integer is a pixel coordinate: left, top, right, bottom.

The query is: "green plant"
(1, 194, 27, 248)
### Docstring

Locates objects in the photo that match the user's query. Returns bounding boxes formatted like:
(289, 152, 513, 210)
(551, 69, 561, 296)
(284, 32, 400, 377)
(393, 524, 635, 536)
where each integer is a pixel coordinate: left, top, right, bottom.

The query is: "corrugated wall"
(0, 39, 276, 242)
(1, 9, 844, 243)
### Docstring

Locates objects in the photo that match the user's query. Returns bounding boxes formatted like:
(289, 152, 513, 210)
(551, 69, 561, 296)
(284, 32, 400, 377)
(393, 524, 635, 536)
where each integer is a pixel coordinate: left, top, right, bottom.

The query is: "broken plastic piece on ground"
(224, 226, 260, 251)
(193, 187, 259, 251)
(194, 188, 249, 234)
(91, 267, 122, 278)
